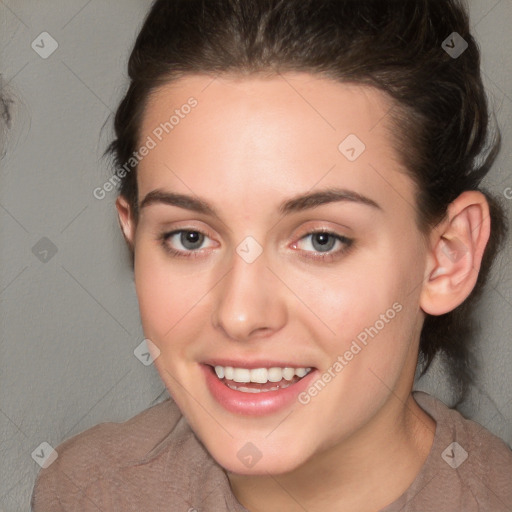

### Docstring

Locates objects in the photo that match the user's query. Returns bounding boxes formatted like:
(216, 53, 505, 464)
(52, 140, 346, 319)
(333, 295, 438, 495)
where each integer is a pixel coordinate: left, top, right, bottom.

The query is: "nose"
(211, 247, 288, 342)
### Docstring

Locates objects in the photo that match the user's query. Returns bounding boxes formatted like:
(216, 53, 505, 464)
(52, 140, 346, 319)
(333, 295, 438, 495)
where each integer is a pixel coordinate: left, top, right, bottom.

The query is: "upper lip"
(202, 359, 315, 369)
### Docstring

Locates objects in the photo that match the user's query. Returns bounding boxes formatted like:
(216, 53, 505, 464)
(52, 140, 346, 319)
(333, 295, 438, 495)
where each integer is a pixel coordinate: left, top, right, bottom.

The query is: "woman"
(31, 0, 512, 510)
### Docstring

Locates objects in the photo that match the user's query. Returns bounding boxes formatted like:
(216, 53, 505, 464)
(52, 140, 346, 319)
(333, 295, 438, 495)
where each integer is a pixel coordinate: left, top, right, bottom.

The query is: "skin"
(116, 73, 490, 511)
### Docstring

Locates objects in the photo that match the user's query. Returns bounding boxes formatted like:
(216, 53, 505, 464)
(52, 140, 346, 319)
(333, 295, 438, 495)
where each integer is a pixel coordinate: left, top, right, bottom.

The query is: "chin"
(206, 441, 310, 476)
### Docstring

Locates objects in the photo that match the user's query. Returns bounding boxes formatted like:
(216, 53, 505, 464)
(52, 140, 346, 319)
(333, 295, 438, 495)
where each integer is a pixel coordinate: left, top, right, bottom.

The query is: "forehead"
(136, 73, 415, 218)
(142, 72, 395, 135)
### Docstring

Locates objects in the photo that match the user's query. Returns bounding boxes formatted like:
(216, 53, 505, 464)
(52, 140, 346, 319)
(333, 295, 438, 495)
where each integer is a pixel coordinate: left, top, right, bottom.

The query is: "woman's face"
(123, 73, 430, 474)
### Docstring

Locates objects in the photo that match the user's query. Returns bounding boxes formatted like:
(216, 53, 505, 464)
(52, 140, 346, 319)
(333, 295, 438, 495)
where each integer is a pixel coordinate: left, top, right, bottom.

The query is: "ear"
(115, 195, 136, 250)
(420, 191, 491, 316)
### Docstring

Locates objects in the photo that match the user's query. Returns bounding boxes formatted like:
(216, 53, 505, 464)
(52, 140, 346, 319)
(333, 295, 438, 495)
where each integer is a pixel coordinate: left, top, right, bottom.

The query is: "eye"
(158, 228, 353, 262)
(292, 230, 353, 262)
(159, 229, 215, 258)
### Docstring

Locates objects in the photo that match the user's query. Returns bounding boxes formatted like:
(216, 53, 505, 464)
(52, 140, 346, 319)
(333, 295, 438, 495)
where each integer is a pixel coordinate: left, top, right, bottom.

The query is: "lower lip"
(201, 364, 318, 416)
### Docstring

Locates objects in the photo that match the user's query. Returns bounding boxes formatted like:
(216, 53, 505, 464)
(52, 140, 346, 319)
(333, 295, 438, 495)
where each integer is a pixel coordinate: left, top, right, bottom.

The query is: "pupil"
(181, 231, 203, 249)
(313, 233, 335, 252)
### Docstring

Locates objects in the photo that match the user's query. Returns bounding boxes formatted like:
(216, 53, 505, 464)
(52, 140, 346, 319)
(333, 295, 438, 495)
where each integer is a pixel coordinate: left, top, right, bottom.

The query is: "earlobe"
(420, 191, 491, 316)
(115, 195, 135, 249)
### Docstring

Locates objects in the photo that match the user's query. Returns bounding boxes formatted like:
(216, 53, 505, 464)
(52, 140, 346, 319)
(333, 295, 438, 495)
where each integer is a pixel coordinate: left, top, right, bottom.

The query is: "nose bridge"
(211, 243, 287, 341)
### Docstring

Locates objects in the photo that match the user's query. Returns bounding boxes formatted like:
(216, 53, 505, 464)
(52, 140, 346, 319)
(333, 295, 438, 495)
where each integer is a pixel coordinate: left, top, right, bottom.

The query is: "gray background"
(0, 1, 511, 510)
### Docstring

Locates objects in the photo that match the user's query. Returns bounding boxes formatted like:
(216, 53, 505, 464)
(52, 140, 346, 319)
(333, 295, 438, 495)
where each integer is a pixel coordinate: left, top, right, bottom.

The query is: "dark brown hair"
(105, 0, 507, 406)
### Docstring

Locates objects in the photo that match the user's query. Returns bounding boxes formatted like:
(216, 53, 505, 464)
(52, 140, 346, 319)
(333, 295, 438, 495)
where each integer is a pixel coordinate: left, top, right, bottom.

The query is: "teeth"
(225, 382, 292, 393)
(282, 367, 295, 381)
(295, 368, 308, 378)
(267, 367, 283, 382)
(213, 365, 312, 384)
(232, 368, 251, 383)
(250, 368, 268, 383)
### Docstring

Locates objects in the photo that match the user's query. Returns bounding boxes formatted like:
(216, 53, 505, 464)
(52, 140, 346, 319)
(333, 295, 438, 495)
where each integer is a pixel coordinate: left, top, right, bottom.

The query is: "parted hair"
(106, 0, 507, 406)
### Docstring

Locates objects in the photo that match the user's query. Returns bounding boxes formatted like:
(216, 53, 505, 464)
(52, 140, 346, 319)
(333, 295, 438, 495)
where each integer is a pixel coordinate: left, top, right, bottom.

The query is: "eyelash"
(158, 229, 354, 263)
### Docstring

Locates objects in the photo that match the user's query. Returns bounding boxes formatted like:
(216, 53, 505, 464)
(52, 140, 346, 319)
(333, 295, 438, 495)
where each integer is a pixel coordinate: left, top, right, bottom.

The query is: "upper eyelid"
(155, 213, 354, 235)
(163, 227, 348, 238)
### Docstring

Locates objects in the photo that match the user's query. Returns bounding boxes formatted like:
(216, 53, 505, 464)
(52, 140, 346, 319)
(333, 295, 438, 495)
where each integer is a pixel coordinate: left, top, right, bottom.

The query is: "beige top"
(31, 391, 512, 511)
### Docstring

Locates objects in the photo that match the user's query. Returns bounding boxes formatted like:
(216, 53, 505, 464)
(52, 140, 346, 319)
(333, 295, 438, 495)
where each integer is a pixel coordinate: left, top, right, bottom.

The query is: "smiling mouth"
(209, 364, 313, 393)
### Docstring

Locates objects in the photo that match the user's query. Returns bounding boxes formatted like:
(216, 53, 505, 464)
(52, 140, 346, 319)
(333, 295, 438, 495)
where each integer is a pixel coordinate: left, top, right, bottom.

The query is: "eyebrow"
(139, 186, 382, 218)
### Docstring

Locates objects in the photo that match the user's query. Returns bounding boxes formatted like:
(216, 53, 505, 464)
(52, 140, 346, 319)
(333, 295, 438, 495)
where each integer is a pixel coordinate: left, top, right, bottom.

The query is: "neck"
(227, 393, 436, 512)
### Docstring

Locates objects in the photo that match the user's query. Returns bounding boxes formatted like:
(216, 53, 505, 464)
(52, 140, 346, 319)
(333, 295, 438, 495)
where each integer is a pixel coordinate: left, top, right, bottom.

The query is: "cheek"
(133, 242, 207, 346)
(300, 241, 422, 363)
(293, 260, 399, 338)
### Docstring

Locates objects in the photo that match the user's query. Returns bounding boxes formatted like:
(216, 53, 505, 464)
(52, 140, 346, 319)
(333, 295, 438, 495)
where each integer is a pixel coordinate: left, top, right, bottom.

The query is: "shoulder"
(412, 391, 512, 510)
(414, 390, 512, 467)
(31, 397, 186, 511)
